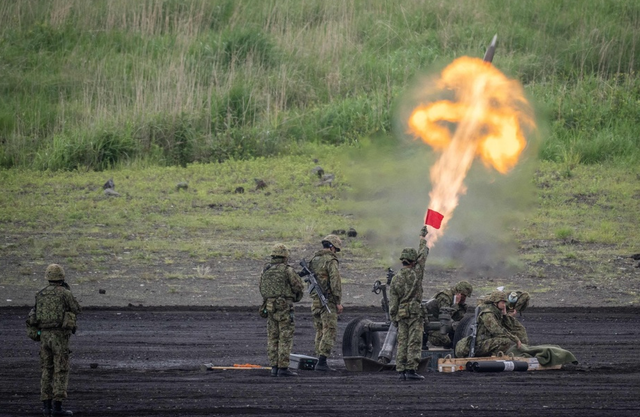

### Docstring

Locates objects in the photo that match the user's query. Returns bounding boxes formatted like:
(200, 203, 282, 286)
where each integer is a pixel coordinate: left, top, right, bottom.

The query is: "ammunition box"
(289, 354, 318, 370)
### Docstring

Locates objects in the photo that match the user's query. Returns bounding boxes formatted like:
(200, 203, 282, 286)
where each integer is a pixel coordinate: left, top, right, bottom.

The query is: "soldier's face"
(456, 293, 467, 304)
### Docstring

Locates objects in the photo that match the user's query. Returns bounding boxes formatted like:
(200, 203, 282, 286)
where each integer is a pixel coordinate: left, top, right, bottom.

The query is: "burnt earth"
(1, 307, 639, 417)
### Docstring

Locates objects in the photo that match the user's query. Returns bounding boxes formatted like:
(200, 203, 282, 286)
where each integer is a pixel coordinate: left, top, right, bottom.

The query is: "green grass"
(1, 150, 638, 289)
(1, 0, 639, 170)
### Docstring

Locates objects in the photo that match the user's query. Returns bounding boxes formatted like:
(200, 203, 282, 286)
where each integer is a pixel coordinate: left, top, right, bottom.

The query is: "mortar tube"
(377, 322, 398, 364)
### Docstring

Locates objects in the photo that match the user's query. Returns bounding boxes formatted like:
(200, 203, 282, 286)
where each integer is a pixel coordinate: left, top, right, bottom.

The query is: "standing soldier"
(389, 226, 429, 381)
(259, 244, 304, 377)
(425, 281, 473, 349)
(473, 290, 522, 357)
(34, 264, 81, 416)
(308, 234, 343, 371)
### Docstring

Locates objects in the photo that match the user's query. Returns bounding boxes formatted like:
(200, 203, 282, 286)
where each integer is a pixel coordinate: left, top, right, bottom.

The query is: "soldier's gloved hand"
(298, 269, 310, 277)
(420, 226, 428, 237)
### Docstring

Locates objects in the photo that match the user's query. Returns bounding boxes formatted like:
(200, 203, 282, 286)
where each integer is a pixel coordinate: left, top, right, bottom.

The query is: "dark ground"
(1, 306, 639, 417)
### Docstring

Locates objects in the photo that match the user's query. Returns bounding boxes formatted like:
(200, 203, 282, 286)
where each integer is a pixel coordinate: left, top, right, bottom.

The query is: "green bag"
(62, 311, 77, 331)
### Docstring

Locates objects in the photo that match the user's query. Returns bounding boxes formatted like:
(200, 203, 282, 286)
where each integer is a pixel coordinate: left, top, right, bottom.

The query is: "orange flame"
(408, 56, 535, 247)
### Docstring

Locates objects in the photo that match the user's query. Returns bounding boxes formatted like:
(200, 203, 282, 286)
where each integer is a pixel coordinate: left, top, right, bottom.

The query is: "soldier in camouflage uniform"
(426, 281, 473, 349)
(503, 290, 530, 344)
(389, 226, 429, 381)
(473, 290, 522, 357)
(308, 234, 343, 371)
(259, 244, 304, 377)
(34, 264, 81, 416)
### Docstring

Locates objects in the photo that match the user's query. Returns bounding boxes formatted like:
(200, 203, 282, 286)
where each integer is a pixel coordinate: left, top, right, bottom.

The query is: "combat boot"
(277, 368, 298, 377)
(405, 370, 425, 381)
(270, 366, 278, 377)
(42, 399, 52, 416)
(397, 371, 406, 381)
(52, 401, 73, 416)
(315, 355, 334, 371)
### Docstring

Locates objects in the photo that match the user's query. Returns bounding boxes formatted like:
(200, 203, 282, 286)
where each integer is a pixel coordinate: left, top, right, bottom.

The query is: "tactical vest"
(260, 263, 296, 300)
(309, 251, 338, 298)
(35, 285, 67, 329)
(476, 304, 500, 342)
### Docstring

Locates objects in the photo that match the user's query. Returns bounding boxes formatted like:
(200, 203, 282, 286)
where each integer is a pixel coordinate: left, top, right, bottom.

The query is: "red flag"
(425, 209, 444, 229)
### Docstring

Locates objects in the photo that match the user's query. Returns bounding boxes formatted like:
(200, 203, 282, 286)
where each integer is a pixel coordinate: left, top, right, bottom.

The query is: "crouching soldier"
(503, 290, 530, 344)
(425, 281, 473, 349)
(472, 290, 522, 357)
(389, 226, 429, 381)
(259, 244, 304, 377)
(33, 264, 81, 416)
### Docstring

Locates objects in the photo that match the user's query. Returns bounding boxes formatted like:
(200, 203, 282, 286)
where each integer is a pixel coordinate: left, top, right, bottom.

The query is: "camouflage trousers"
(40, 330, 71, 401)
(427, 331, 453, 349)
(312, 301, 337, 357)
(475, 337, 515, 357)
(267, 310, 295, 368)
(395, 316, 423, 372)
(503, 316, 529, 344)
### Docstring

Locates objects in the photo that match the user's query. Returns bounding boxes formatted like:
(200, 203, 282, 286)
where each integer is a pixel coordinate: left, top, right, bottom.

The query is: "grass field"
(1, 149, 639, 306)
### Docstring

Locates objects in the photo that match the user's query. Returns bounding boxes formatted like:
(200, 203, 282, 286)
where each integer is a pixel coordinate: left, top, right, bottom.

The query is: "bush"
(35, 126, 137, 171)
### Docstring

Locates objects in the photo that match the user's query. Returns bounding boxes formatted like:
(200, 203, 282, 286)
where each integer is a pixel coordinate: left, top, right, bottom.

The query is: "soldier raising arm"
(388, 226, 429, 381)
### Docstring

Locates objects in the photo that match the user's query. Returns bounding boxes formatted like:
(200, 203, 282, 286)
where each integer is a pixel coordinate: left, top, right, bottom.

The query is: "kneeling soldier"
(259, 244, 304, 377)
(474, 290, 522, 357)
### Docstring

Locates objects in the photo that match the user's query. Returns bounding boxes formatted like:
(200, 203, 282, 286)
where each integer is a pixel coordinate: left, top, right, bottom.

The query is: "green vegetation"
(1, 0, 639, 170)
(1, 153, 638, 290)
(0, 147, 352, 277)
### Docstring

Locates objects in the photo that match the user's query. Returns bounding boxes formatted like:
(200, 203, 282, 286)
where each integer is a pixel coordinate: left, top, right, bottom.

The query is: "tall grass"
(0, 0, 639, 170)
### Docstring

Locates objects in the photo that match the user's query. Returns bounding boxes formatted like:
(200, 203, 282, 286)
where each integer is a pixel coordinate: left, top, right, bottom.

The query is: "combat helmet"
(271, 243, 290, 258)
(399, 248, 418, 262)
(453, 281, 473, 297)
(322, 234, 342, 252)
(45, 264, 65, 281)
(509, 291, 531, 312)
(485, 290, 507, 304)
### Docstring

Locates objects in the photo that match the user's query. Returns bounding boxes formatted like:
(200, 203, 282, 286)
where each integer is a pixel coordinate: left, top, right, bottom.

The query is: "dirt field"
(1, 306, 639, 417)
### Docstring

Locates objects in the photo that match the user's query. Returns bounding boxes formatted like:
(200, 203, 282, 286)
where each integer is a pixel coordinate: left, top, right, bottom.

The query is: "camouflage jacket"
(389, 238, 429, 321)
(35, 282, 81, 330)
(259, 258, 304, 302)
(308, 249, 341, 305)
(476, 304, 520, 344)
(432, 289, 467, 322)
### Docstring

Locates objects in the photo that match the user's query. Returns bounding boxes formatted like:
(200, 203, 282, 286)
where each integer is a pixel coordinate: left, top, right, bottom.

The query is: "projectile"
(482, 34, 497, 63)
(466, 360, 529, 372)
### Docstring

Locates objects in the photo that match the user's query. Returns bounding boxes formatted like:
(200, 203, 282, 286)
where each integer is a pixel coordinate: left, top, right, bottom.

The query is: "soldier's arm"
(65, 291, 82, 315)
(327, 259, 342, 305)
(389, 281, 399, 321)
(481, 312, 520, 343)
(452, 303, 467, 321)
(258, 270, 266, 299)
(416, 232, 429, 275)
(286, 266, 304, 302)
(435, 293, 450, 310)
